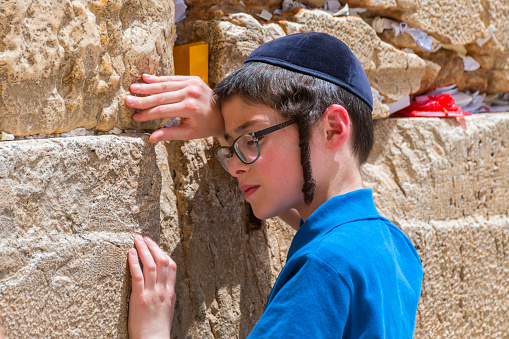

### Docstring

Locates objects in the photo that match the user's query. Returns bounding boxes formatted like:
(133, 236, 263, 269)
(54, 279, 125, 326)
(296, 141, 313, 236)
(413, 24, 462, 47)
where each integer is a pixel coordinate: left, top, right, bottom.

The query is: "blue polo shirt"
(248, 189, 423, 338)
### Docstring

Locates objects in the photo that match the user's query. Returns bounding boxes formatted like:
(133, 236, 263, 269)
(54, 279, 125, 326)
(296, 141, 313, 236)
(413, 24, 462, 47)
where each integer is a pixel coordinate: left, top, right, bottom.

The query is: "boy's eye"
(246, 139, 256, 147)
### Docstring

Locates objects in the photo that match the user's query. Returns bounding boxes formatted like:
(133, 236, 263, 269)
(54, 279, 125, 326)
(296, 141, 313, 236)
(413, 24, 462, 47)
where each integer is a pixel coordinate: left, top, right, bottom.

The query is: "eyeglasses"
(215, 120, 296, 173)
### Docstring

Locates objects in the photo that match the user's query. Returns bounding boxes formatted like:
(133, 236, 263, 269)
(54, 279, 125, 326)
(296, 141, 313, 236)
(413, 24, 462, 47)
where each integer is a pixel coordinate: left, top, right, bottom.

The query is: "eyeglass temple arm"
(253, 120, 295, 138)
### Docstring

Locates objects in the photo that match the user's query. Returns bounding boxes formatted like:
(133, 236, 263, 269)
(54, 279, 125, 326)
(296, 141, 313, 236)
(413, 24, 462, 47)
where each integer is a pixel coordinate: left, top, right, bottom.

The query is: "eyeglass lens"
(216, 134, 260, 171)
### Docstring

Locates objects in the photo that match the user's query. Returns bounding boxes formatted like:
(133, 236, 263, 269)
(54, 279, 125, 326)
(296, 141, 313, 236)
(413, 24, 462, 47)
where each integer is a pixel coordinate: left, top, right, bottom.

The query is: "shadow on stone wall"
(156, 139, 283, 338)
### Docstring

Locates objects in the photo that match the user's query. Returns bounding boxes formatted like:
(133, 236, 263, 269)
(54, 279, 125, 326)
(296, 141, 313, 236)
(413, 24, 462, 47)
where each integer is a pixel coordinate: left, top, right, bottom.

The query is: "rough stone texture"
(156, 139, 295, 338)
(362, 113, 509, 337)
(354, 0, 509, 94)
(176, 13, 286, 88)
(0, 135, 162, 337)
(279, 9, 427, 103)
(176, 9, 428, 118)
(379, 30, 509, 94)
(349, 0, 487, 45)
(0, 0, 174, 137)
(184, 0, 284, 20)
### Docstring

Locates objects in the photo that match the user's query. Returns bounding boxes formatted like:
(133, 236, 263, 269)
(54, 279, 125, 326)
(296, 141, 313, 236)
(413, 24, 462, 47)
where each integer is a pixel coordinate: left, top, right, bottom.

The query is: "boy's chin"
(249, 203, 283, 221)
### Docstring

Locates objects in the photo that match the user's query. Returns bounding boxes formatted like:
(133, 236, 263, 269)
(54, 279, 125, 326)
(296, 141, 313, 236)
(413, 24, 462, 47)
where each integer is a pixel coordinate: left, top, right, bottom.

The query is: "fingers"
(143, 236, 173, 286)
(128, 248, 145, 293)
(130, 235, 177, 290)
(134, 235, 157, 289)
(149, 126, 194, 143)
(126, 89, 187, 111)
(142, 74, 201, 83)
(129, 81, 188, 96)
(131, 101, 189, 122)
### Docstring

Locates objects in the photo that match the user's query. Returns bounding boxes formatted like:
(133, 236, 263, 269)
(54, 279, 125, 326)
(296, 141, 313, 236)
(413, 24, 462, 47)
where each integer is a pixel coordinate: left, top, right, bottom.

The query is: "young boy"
(126, 32, 423, 338)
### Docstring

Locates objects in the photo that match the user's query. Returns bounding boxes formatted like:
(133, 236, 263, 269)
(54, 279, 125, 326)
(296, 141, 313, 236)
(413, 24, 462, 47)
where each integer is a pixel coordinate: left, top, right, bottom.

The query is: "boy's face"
(222, 95, 306, 220)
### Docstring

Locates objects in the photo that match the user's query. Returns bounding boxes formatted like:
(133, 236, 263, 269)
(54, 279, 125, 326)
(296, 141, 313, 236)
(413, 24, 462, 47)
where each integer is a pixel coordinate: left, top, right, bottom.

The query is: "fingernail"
(131, 84, 141, 91)
(126, 96, 136, 105)
(143, 73, 152, 78)
(136, 235, 143, 241)
(129, 248, 137, 256)
(144, 236, 152, 243)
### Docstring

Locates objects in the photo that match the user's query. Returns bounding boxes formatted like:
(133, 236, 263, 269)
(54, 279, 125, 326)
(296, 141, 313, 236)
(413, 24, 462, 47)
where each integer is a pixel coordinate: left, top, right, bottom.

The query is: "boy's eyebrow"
(224, 119, 261, 141)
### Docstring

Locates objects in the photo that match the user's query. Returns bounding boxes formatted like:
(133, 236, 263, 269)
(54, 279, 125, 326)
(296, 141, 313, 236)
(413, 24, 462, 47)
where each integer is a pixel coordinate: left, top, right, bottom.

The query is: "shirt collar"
(287, 188, 380, 260)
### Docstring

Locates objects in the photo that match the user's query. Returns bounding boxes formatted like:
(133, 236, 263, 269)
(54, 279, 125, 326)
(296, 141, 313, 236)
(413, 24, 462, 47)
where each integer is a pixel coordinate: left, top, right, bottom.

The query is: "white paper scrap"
(165, 117, 181, 128)
(476, 24, 496, 46)
(239, 0, 246, 7)
(324, 0, 341, 13)
(428, 84, 458, 95)
(401, 48, 415, 54)
(1, 131, 15, 141)
(332, 4, 349, 16)
(175, 0, 187, 23)
(349, 7, 366, 16)
(450, 91, 473, 107)
(399, 23, 432, 51)
(462, 91, 486, 112)
(387, 95, 410, 114)
(258, 9, 273, 20)
(462, 56, 481, 72)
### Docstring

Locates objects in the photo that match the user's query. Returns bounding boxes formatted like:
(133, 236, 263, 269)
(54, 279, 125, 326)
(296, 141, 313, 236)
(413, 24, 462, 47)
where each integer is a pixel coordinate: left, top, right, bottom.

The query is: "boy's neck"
(297, 158, 365, 222)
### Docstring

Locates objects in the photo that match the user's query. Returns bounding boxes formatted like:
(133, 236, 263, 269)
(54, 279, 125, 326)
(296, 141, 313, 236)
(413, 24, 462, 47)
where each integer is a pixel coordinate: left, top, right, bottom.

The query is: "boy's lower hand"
(125, 74, 224, 143)
(128, 235, 176, 339)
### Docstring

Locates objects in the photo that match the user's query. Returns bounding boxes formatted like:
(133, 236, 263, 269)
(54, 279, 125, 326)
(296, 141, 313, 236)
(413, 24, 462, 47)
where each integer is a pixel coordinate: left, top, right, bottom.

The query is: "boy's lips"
(240, 184, 260, 199)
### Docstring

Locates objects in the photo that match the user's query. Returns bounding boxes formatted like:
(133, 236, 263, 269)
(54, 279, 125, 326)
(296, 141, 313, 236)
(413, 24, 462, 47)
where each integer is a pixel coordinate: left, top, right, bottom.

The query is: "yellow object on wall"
(173, 41, 209, 85)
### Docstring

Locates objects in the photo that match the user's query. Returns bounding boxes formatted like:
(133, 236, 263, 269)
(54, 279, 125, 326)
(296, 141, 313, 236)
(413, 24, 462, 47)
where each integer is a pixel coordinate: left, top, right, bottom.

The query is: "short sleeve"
(247, 254, 351, 339)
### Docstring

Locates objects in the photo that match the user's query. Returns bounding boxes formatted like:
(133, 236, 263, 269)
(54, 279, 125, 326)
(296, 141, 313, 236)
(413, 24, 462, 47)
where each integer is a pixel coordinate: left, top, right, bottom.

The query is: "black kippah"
(244, 32, 373, 110)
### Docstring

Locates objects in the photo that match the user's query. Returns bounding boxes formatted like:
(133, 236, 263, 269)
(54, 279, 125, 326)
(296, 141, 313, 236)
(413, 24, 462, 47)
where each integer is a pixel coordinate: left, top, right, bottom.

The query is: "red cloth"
(391, 93, 472, 117)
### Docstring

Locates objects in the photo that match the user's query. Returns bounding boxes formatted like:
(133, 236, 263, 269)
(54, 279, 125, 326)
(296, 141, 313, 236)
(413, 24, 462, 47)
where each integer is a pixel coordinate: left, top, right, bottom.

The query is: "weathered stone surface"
(363, 113, 509, 222)
(0, 0, 174, 137)
(0, 135, 162, 337)
(362, 113, 509, 337)
(157, 139, 295, 338)
(348, 0, 487, 45)
(378, 30, 509, 94)
(279, 9, 427, 102)
(176, 13, 286, 88)
(177, 10, 424, 118)
(184, 0, 284, 20)
(406, 217, 509, 338)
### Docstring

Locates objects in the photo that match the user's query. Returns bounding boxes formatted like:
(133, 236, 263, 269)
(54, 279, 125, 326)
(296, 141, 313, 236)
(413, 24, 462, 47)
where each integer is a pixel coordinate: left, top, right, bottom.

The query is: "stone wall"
(0, 0, 174, 136)
(0, 0, 176, 337)
(363, 113, 509, 337)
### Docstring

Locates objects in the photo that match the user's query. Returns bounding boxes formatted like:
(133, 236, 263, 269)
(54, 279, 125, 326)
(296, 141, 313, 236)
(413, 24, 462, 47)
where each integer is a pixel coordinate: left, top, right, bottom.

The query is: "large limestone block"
(157, 139, 295, 338)
(348, 0, 487, 45)
(279, 9, 426, 103)
(406, 217, 509, 338)
(177, 10, 426, 118)
(176, 13, 286, 88)
(362, 113, 509, 337)
(363, 113, 509, 222)
(0, 135, 162, 337)
(0, 0, 174, 137)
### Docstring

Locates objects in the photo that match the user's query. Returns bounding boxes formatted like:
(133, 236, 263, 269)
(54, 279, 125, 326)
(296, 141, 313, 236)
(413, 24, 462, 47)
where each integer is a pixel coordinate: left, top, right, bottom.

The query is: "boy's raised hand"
(125, 75, 224, 143)
(128, 235, 176, 339)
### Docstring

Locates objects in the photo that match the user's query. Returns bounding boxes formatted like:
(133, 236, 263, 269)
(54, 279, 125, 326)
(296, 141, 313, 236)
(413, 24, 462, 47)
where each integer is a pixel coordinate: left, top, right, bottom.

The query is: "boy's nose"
(227, 154, 248, 177)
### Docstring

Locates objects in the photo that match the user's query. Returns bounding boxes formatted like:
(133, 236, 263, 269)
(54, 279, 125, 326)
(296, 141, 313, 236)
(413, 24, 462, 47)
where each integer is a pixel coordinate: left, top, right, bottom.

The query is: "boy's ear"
(321, 104, 350, 150)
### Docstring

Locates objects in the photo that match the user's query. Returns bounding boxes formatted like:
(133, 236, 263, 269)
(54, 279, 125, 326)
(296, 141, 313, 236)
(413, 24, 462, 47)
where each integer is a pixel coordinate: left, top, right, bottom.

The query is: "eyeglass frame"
(215, 120, 296, 172)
